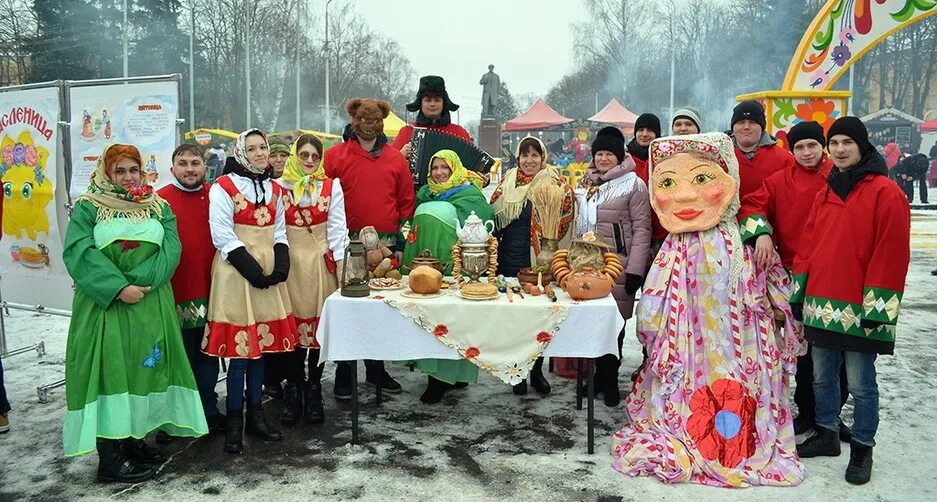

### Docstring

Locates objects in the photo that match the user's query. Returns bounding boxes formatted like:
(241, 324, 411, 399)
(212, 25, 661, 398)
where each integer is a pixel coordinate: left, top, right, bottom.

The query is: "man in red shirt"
(730, 100, 795, 199)
(792, 117, 911, 485)
(157, 144, 223, 431)
(738, 121, 850, 439)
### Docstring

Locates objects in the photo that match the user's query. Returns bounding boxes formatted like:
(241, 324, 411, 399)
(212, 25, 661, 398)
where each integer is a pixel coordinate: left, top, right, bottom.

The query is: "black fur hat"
(405, 75, 460, 113)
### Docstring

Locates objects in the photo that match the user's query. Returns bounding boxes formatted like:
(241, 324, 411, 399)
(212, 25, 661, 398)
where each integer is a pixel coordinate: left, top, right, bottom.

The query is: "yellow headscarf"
(281, 136, 327, 201)
(426, 149, 484, 195)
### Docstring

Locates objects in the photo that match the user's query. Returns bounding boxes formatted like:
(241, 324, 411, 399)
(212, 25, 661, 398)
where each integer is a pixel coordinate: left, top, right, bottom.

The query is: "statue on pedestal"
(479, 64, 500, 118)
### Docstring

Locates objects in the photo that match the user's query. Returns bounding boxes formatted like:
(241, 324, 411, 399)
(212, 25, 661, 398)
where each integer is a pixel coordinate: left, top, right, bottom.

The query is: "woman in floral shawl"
(611, 132, 806, 487)
(401, 149, 493, 404)
(63, 144, 207, 483)
(490, 135, 575, 396)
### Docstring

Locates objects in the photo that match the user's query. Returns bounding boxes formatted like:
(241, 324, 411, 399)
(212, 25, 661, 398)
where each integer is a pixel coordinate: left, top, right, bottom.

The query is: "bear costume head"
(346, 98, 391, 141)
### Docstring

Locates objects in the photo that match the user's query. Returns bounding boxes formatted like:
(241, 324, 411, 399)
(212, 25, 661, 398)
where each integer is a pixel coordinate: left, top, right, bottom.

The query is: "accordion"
(407, 127, 498, 187)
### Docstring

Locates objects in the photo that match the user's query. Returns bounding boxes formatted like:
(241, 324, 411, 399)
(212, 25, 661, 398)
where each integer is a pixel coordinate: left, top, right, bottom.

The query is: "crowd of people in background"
(0, 75, 915, 491)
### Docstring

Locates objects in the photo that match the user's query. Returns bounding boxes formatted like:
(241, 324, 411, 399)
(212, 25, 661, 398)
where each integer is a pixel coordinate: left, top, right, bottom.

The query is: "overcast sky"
(347, 0, 588, 123)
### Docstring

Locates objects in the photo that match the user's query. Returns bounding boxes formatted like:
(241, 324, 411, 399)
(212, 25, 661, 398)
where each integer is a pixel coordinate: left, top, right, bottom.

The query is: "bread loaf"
(409, 265, 443, 294)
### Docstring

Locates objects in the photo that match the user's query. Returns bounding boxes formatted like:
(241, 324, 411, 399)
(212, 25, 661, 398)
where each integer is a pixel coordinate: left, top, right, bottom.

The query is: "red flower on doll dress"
(536, 331, 552, 343)
(685, 378, 757, 468)
(464, 346, 480, 359)
(433, 324, 449, 337)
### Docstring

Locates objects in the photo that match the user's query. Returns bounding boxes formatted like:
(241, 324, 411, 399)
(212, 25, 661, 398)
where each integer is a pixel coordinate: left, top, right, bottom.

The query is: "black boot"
(845, 441, 873, 485)
(839, 420, 853, 443)
(512, 380, 527, 395)
(206, 412, 227, 434)
(579, 360, 604, 398)
(303, 381, 325, 424)
(420, 376, 450, 404)
(279, 382, 303, 425)
(121, 438, 164, 466)
(264, 381, 284, 400)
(96, 439, 154, 483)
(796, 426, 841, 458)
(602, 361, 621, 407)
(529, 358, 551, 395)
(333, 362, 353, 401)
(793, 414, 815, 435)
(365, 361, 403, 393)
(224, 410, 244, 454)
(245, 404, 283, 441)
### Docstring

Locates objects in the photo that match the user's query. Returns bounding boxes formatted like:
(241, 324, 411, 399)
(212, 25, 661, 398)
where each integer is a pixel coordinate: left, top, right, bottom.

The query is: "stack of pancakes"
(460, 281, 499, 300)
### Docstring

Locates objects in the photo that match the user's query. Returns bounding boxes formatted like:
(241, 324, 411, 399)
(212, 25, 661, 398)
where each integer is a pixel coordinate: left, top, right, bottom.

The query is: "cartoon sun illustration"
(1, 130, 53, 240)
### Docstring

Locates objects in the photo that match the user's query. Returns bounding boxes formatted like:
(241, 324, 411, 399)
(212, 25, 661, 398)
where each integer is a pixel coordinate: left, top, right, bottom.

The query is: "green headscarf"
(426, 149, 483, 195)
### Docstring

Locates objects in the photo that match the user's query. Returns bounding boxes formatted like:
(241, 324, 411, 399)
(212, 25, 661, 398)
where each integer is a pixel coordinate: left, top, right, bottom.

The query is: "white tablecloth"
(318, 286, 625, 362)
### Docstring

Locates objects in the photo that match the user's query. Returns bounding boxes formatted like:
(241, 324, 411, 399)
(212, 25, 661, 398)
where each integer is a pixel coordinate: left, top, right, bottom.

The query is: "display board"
(68, 79, 179, 199)
(0, 85, 69, 279)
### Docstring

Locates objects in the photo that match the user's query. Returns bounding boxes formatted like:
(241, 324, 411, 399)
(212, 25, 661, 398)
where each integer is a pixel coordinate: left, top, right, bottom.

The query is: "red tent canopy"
(503, 99, 573, 132)
(588, 99, 639, 129)
(922, 118, 937, 132)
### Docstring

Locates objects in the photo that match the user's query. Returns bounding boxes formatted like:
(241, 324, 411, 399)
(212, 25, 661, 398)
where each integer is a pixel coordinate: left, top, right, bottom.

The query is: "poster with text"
(0, 85, 68, 278)
(68, 80, 178, 199)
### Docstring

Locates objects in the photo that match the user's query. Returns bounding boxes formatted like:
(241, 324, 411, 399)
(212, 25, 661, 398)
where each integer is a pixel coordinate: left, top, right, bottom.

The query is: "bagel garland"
(551, 249, 623, 290)
(451, 236, 499, 286)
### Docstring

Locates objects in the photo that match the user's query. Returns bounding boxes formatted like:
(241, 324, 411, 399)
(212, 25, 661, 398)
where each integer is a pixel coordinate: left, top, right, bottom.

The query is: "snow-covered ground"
(1, 206, 936, 501)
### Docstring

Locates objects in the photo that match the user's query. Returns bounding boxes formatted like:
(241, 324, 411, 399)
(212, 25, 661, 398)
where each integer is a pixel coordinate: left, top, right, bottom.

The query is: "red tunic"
(790, 174, 910, 354)
(157, 183, 214, 329)
(323, 140, 414, 243)
(391, 122, 472, 150)
(734, 145, 795, 200)
(738, 157, 833, 268)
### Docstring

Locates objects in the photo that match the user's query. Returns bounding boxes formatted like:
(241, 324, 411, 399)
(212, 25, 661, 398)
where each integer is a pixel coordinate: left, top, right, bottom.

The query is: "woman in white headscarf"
(204, 128, 299, 454)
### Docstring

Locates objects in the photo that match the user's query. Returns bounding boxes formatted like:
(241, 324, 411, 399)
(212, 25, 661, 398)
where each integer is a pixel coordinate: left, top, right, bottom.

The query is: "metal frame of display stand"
(0, 296, 70, 402)
(0, 282, 50, 360)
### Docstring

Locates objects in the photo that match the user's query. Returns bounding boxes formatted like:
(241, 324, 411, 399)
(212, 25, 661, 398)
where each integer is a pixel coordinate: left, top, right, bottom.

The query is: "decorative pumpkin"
(563, 267, 614, 300)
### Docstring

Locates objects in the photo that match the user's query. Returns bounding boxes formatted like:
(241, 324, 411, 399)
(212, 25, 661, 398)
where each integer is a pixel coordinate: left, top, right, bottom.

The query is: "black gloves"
(791, 303, 803, 322)
(860, 318, 884, 330)
(227, 247, 269, 289)
(267, 243, 291, 285)
(624, 273, 644, 296)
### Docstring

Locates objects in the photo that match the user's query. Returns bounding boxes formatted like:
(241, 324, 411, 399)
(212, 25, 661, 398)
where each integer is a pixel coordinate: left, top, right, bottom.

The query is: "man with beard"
(156, 144, 224, 432)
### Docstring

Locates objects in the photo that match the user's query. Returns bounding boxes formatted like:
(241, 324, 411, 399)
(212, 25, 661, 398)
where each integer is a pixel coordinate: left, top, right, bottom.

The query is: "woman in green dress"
(402, 149, 493, 404)
(62, 144, 208, 483)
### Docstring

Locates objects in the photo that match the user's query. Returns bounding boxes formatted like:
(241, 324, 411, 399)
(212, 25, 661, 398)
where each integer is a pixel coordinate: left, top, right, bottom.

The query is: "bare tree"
(0, 0, 36, 86)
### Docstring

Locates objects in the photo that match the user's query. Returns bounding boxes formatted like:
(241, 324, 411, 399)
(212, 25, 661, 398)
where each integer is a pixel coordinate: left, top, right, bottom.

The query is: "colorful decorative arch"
(735, 90, 851, 148)
(783, 0, 937, 90)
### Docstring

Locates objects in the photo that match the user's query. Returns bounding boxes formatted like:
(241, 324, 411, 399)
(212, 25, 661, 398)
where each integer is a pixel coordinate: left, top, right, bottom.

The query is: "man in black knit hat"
(738, 120, 852, 442)
(791, 116, 911, 486)
(730, 100, 795, 199)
